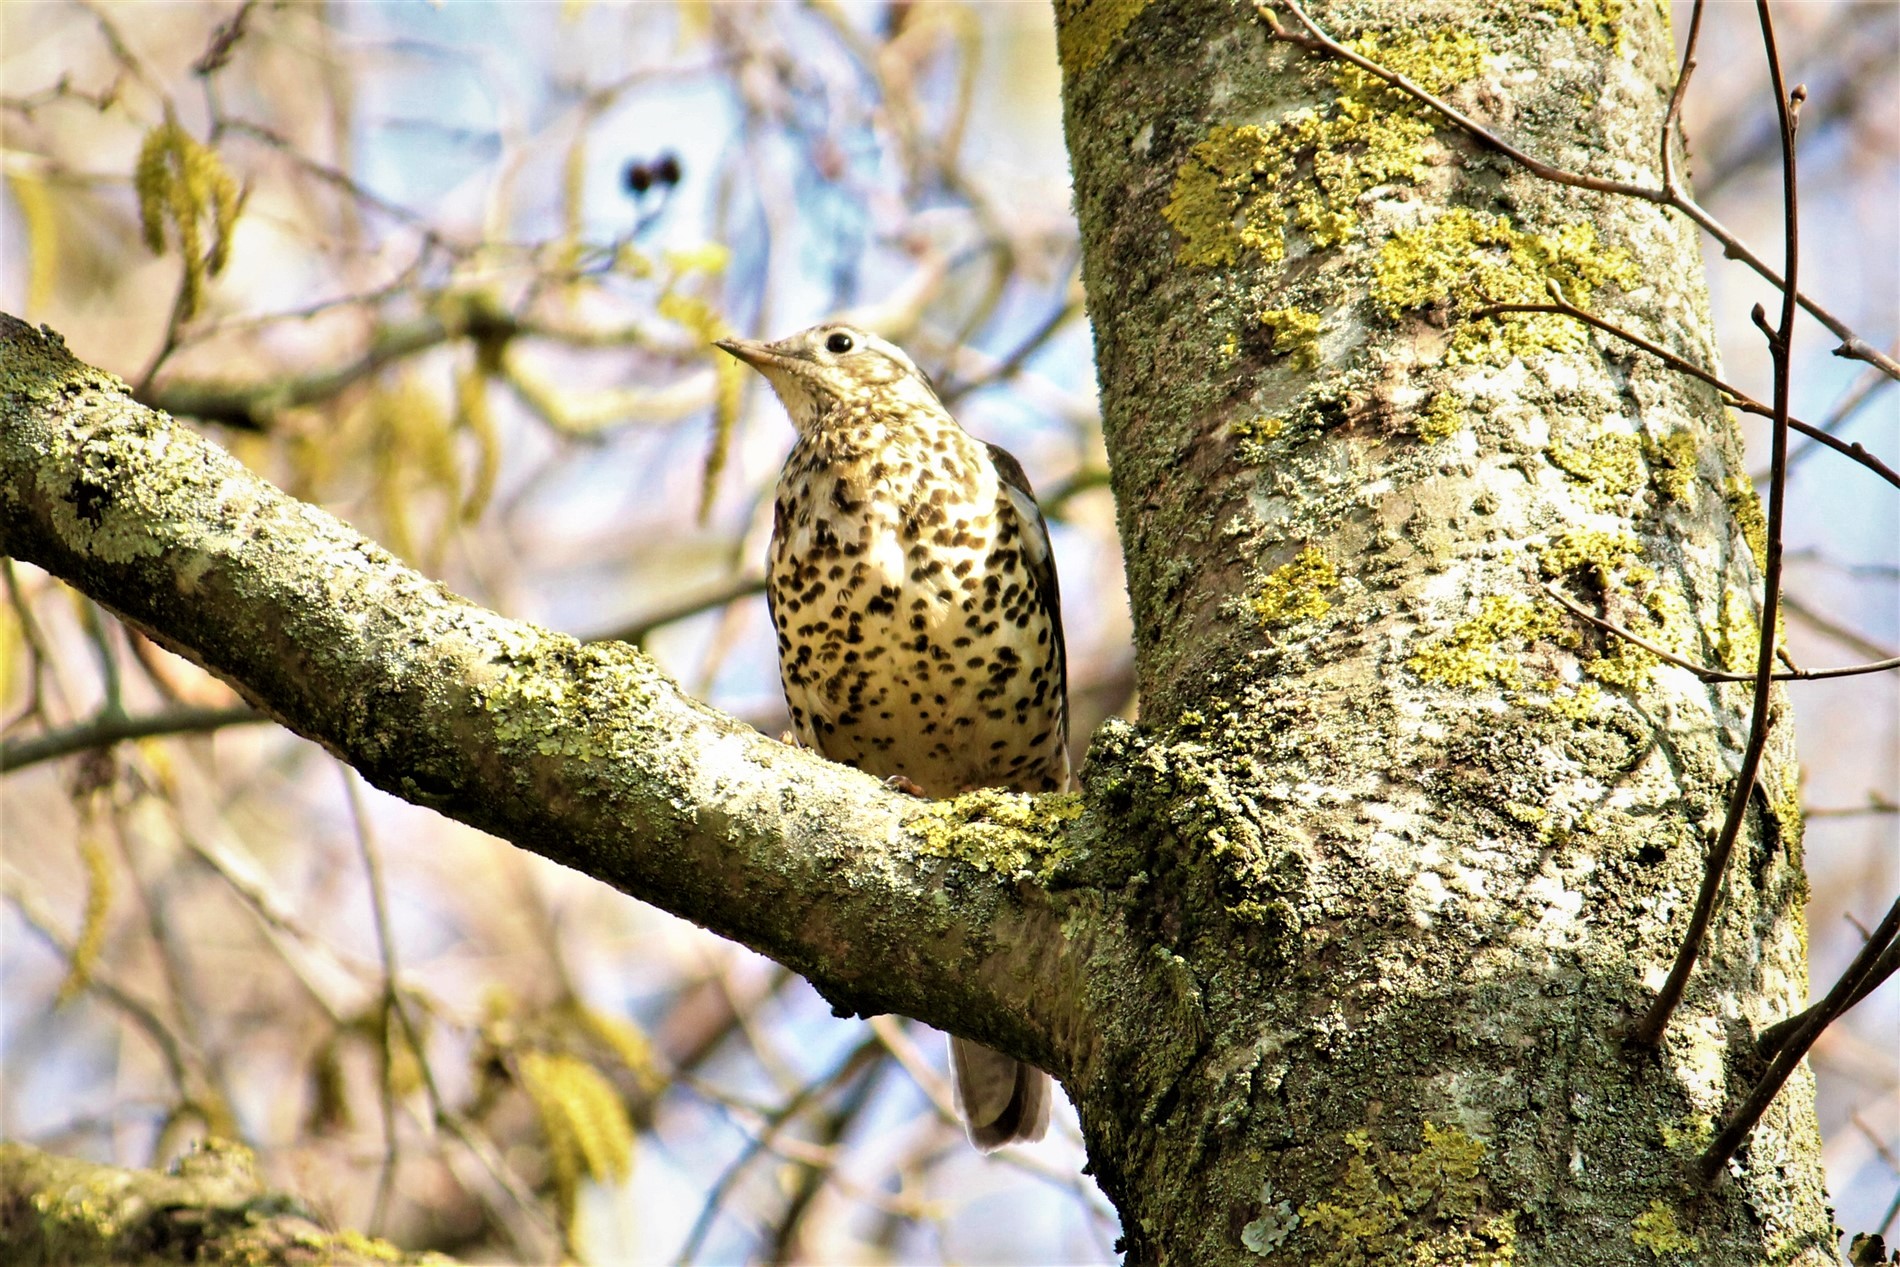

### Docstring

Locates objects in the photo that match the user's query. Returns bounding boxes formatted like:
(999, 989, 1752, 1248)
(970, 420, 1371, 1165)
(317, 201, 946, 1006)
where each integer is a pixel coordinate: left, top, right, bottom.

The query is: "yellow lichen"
(1233, 415, 1288, 464)
(1372, 210, 1638, 363)
(1630, 1200, 1701, 1257)
(1163, 124, 1295, 268)
(1259, 308, 1325, 370)
(1252, 546, 1340, 632)
(1537, 528, 1645, 590)
(1416, 392, 1465, 442)
(1547, 431, 1643, 510)
(1659, 1113, 1715, 1155)
(1544, 681, 1602, 720)
(1162, 30, 1490, 268)
(1054, 0, 1154, 81)
(1408, 594, 1567, 688)
(1645, 430, 1699, 506)
(909, 789, 1082, 877)
(1715, 587, 1761, 677)
(1578, 583, 1692, 693)
(1297, 1124, 1517, 1266)
(1724, 475, 1769, 567)
(1545, 0, 1626, 50)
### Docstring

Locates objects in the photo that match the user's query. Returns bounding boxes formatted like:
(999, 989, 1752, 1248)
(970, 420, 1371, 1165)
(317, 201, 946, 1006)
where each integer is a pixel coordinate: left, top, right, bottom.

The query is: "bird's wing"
(985, 441, 1068, 743)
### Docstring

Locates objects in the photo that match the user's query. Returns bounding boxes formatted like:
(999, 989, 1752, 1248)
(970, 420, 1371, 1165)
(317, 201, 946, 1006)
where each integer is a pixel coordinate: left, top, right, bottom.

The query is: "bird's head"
(716, 323, 941, 435)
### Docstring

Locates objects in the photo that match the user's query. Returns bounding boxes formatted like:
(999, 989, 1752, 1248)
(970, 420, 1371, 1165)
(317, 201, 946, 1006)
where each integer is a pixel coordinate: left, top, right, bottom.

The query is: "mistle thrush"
(717, 323, 1066, 1150)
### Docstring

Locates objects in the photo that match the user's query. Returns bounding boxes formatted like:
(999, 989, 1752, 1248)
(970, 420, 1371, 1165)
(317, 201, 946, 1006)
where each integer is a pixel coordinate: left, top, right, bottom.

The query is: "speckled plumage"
(718, 323, 1064, 1150)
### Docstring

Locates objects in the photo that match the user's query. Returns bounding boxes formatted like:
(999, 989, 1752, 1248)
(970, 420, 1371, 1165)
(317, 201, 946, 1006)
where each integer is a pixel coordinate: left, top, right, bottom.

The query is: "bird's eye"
(825, 331, 855, 354)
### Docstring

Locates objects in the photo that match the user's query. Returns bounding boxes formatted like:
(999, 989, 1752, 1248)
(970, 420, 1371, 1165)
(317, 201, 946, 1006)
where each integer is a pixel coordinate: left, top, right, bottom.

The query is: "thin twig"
(1779, 350, 1898, 478)
(1, 704, 263, 773)
(1657, 0, 1707, 197)
(1755, 933, 1899, 1056)
(1780, 591, 1899, 664)
(1635, 0, 1804, 1053)
(344, 769, 405, 1238)
(1541, 583, 1900, 683)
(1703, 896, 1900, 1180)
(675, 1037, 883, 1265)
(591, 575, 768, 647)
(1253, 0, 1900, 379)
(769, 1058, 887, 1262)
(1473, 294, 1900, 490)
(1802, 792, 1896, 820)
(2, 873, 197, 1101)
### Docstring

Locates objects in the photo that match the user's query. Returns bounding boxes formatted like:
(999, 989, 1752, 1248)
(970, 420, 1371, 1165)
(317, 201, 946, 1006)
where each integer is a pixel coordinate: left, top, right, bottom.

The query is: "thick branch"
(0, 1140, 451, 1267)
(0, 314, 1106, 1079)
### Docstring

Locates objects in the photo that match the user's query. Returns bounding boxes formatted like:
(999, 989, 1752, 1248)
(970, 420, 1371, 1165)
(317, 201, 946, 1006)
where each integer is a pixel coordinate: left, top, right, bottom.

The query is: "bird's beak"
(714, 337, 780, 371)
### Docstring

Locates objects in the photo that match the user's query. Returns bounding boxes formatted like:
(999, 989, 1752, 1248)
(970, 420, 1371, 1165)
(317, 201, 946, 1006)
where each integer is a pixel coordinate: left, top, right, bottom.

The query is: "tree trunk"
(1050, 0, 1831, 1262)
(0, 1, 1840, 1262)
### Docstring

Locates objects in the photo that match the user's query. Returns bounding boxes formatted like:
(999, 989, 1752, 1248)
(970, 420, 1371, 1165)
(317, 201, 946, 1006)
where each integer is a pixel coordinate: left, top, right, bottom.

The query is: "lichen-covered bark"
(0, 315, 1146, 1091)
(1056, 0, 1829, 1263)
(2, 0, 1839, 1255)
(0, 1139, 450, 1266)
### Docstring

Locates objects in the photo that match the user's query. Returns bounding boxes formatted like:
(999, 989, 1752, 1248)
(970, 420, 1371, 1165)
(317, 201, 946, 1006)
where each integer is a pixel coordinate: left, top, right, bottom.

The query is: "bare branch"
(1473, 295, 1900, 490)
(1705, 896, 1900, 1180)
(1541, 582, 1900, 684)
(1, 704, 262, 772)
(1635, 0, 1804, 1055)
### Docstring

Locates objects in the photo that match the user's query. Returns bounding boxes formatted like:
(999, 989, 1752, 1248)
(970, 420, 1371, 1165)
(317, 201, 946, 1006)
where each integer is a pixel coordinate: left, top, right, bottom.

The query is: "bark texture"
(1054, 0, 1830, 1262)
(0, 0, 1841, 1257)
(0, 1140, 451, 1266)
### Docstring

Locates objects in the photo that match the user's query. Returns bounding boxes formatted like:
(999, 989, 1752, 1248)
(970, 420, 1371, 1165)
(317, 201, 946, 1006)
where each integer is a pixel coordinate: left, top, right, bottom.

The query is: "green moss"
(1630, 1199, 1702, 1257)
(1372, 210, 1638, 363)
(1547, 430, 1643, 510)
(1537, 528, 1644, 589)
(1408, 594, 1567, 688)
(1054, 0, 1154, 81)
(1259, 308, 1325, 370)
(1162, 30, 1490, 268)
(1724, 475, 1768, 566)
(1416, 392, 1465, 442)
(1296, 1124, 1517, 1266)
(1645, 430, 1699, 506)
(1252, 546, 1340, 632)
(907, 788, 1083, 878)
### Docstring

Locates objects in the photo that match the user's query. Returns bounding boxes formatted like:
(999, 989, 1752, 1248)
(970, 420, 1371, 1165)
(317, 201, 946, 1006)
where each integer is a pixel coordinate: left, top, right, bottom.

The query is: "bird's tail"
(949, 1036, 1050, 1151)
